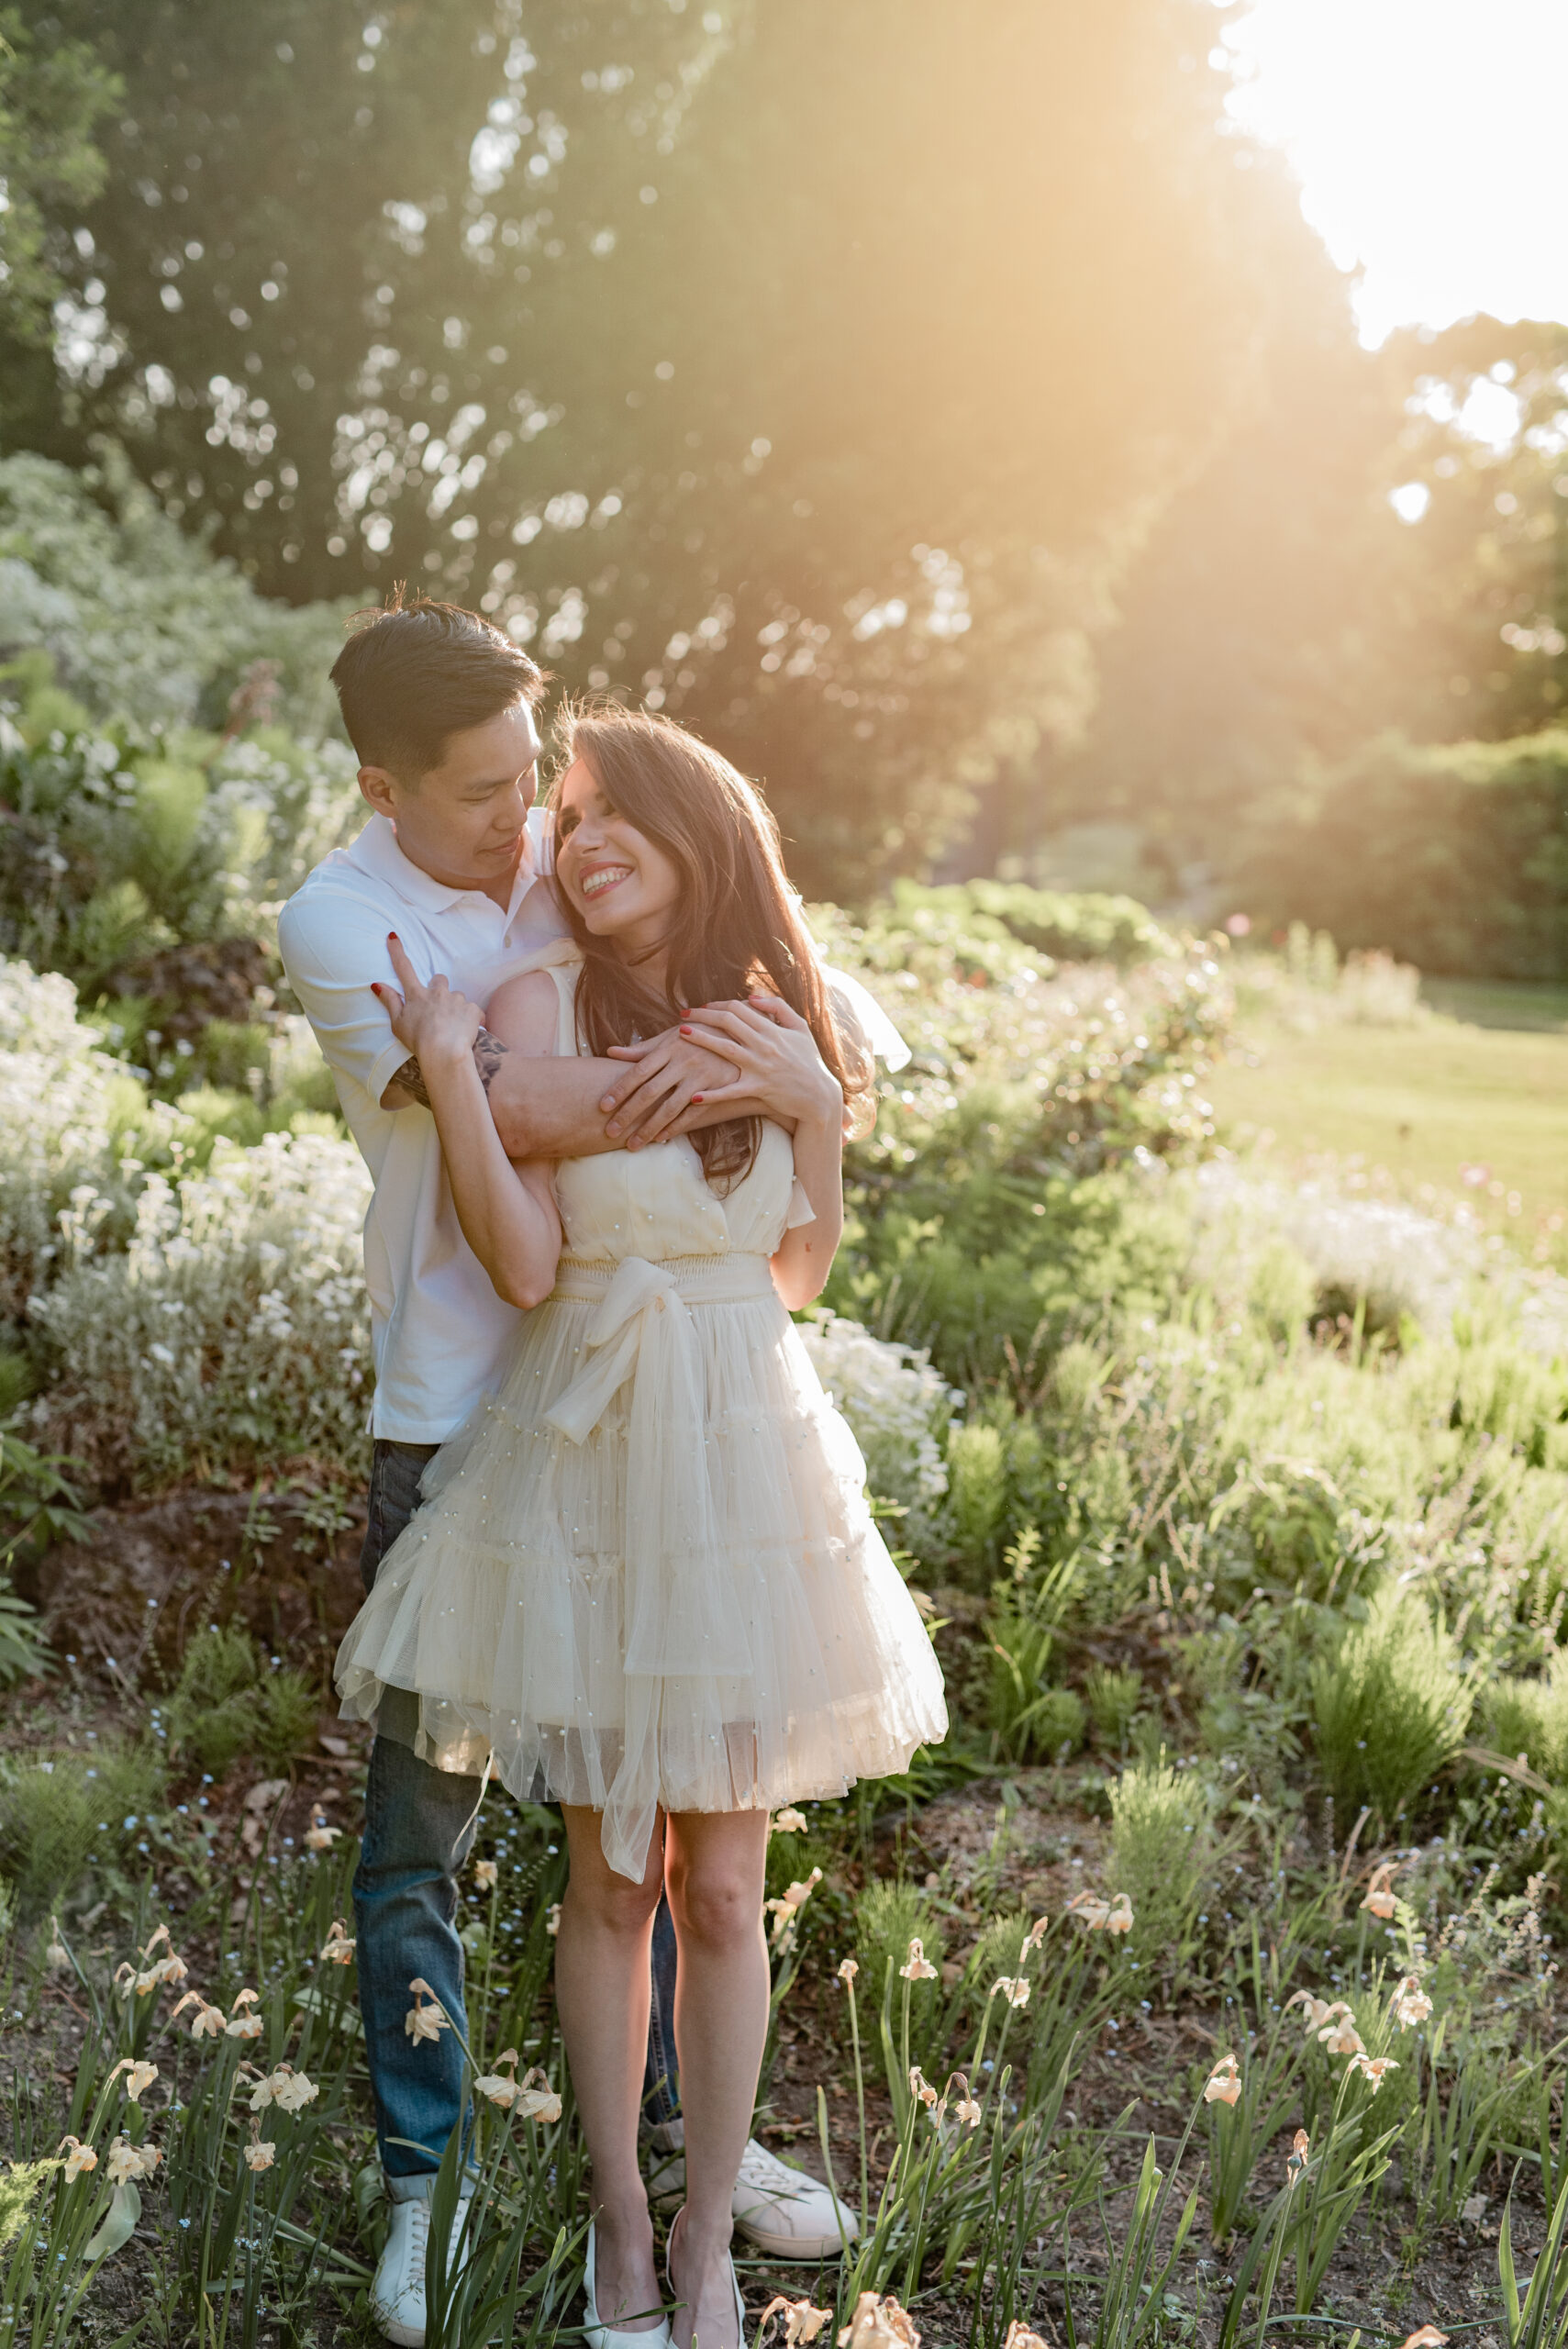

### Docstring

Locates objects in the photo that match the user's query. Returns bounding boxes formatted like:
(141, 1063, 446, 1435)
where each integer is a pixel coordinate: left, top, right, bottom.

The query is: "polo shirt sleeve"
(822, 960, 912, 1073)
(277, 884, 414, 1111)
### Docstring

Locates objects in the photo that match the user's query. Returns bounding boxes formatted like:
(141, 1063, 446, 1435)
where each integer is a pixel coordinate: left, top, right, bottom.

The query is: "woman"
(335, 706, 947, 2349)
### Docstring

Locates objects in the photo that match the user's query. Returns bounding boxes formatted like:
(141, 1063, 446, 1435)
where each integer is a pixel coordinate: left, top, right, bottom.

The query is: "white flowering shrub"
(0, 959, 187, 1325)
(28, 1130, 372, 1486)
(1187, 1160, 1568, 1356)
(797, 1309, 957, 1538)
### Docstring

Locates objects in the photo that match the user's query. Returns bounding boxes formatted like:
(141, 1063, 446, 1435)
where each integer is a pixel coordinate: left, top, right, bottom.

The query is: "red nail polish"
(691, 1094, 704, 1106)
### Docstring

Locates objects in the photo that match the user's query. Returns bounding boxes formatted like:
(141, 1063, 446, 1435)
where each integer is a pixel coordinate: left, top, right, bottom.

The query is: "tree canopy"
(3, 0, 1289, 889)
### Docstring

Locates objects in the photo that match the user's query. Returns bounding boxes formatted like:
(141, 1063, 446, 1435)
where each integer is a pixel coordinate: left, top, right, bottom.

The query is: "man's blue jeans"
(353, 1440, 681, 2178)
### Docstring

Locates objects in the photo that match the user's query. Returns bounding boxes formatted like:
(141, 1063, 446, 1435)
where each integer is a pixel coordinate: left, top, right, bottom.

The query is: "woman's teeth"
(581, 865, 631, 899)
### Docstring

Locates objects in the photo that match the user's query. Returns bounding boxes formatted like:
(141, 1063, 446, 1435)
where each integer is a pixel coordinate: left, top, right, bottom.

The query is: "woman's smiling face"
(554, 756, 684, 958)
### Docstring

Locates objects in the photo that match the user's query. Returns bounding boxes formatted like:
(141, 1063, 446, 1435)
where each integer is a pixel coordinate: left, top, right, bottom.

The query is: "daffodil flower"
(1392, 1974, 1432, 2027)
(108, 2058, 159, 2104)
(305, 1820, 341, 1852)
(57, 2135, 97, 2181)
(771, 1809, 809, 1835)
(405, 1978, 450, 2044)
(992, 1976, 1030, 2009)
(1204, 2054, 1241, 2106)
(837, 2290, 921, 2349)
(837, 1958, 859, 1987)
(1286, 2128, 1309, 2184)
(898, 1937, 939, 1982)
(319, 1921, 356, 1965)
(1351, 2053, 1398, 2092)
(106, 2138, 161, 2185)
(172, 1991, 228, 2040)
(473, 1858, 499, 1892)
(244, 2127, 276, 2173)
(760, 2295, 833, 2345)
(1360, 1862, 1398, 1920)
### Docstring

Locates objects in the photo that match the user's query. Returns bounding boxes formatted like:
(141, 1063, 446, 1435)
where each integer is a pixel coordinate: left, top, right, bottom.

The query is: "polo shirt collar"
(349, 813, 536, 919)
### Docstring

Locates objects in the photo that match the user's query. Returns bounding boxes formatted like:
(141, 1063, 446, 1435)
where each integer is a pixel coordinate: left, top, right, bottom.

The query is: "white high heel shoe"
(584, 2221, 673, 2349)
(665, 2208, 745, 2349)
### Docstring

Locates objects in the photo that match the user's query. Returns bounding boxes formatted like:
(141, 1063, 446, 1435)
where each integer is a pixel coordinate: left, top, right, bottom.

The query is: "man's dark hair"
(330, 586, 547, 779)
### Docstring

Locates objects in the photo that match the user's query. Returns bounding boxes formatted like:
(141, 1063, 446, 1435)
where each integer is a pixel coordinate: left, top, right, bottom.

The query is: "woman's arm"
(674, 997, 846, 1310)
(374, 939, 562, 1310)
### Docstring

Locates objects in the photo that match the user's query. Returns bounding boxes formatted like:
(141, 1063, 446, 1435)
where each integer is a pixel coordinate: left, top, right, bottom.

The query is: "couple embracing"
(278, 594, 947, 2349)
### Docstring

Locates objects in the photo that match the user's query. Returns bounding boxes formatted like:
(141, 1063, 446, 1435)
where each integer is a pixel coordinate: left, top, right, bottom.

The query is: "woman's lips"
(579, 863, 633, 900)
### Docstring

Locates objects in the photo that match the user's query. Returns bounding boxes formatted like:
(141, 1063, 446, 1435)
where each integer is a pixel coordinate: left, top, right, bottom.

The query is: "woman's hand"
(372, 933, 482, 1066)
(674, 996, 843, 1129)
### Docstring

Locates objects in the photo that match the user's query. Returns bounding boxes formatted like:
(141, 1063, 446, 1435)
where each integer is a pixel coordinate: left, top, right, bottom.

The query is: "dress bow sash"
(544, 1252, 764, 1878)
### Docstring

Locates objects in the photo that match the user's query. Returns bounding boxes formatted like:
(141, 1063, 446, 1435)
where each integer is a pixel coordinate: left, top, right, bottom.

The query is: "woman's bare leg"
(557, 1806, 668, 2331)
(662, 1809, 772, 2349)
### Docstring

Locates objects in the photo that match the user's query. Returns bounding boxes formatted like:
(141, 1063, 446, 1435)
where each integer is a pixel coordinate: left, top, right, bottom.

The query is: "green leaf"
(84, 2178, 140, 2260)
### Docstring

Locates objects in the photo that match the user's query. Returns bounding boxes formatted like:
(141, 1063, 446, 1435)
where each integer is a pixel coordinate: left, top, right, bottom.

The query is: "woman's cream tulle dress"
(334, 948, 948, 1879)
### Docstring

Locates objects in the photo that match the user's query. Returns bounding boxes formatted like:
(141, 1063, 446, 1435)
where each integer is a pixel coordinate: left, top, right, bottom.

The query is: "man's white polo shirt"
(278, 812, 569, 1442)
(279, 809, 911, 1447)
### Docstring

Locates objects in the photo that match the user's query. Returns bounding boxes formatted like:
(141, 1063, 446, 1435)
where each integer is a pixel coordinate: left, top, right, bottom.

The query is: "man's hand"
(598, 1027, 743, 1148)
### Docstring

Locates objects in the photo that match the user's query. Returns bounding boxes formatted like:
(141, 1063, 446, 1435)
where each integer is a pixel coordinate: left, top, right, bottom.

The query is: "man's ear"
(358, 764, 402, 818)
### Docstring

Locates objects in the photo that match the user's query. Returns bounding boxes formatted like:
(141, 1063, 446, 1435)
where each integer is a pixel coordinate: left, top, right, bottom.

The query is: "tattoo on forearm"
(473, 1028, 509, 1091)
(391, 1028, 509, 1110)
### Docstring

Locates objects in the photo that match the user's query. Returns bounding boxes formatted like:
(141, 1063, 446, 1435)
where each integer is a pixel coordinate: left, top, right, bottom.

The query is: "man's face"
(358, 701, 542, 892)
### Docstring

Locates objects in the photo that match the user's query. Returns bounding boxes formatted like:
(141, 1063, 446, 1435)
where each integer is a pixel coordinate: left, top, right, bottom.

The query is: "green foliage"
(165, 1625, 317, 1781)
(851, 1879, 946, 2079)
(0, 655, 362, 1003)
(1312, 1586, 1473, 1826)
(0, 1741, 164, 1918)
(1485, 1655, 1568, 1782)
(1085, 1665, 1145, 1752)
(1245, 728, 1568, 982)
(0, 6, 119, 344)
(889, 880, 1174, 969)
(1107, 1757, 1210, 1975)
(0, 452, 349, 736)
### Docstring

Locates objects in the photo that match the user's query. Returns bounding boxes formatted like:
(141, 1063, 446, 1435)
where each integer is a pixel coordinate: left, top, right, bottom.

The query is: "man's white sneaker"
(646, 2125, 857, 2261)
(372, 2183, 476, 2347)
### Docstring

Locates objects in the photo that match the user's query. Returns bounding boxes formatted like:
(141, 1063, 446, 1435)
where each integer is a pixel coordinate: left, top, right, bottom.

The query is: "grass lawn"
(1207, 975, 1568, 1249)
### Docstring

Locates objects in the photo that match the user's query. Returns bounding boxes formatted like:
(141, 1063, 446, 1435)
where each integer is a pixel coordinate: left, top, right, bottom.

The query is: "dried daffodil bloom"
(1204, 2054, 1241, 2106)
(172, 1991, 228, 2039)
(771, 1809, 809, 1835)
(545, 1904, 562, 1938)
(106, 2138, 161, 2185)
(760, 2296, 833, 2345)
(1352, 2053, 1399, 2093)
(1397, 2329, 1448, 2349)
(898, 1938, 939, 1982)
(405, 1978, 450, 2044)
(305, 1820, 341, 1852)
(837, 1958, 859, 1987)
(473, 1858, 499, 1892)
(766, 1869, 825, 1949)
(837, 2290, 921, 2349)
(1286, 2128, 1310, 2185)
(1392, 1974, 1432, 2028)
(1285, 1993, 1346, 2033)
(1105, 1894, 1134, 1935)
(1360, 1862, 1398, 1921)
(226, 1987, 264, 2040)
(1063, 1889, 1111, 1930)
(244, 2126, 276, 2173)
(57, 2135, 98, 2181)
(107, 2058, 159, 2104)
(992, 1976, 1030, 2009)
(249, 2065, 319, 2114)
(511, 2070, 563, 2124)
(1319, 2017, 1366, 2057)
(1023, 1916, 1051, 1952)
(1001, 2325, 1051, 2349)
(907, 2065, 939, 2110)
(319, 1921, 356, 1965)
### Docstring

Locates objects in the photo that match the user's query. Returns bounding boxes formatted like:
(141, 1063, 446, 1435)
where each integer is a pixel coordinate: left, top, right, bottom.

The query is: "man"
(279, 591, 887, 2347)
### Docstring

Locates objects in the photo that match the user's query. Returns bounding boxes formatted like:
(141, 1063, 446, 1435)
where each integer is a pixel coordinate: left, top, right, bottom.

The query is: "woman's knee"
(666, 1851, 763, 1953)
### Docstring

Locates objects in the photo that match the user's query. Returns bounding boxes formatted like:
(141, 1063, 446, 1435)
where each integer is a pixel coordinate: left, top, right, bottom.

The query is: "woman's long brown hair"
(550, 703, 873, 1186)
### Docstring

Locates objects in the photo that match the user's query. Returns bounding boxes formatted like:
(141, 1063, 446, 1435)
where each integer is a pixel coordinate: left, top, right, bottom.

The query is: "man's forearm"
(384, 1028, 509, 1111)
